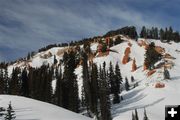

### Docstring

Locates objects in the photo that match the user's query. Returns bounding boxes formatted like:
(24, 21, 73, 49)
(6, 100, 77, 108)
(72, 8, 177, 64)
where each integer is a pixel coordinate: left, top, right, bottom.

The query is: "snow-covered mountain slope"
(7, 35, 180, 120)
(0, 95, 92, 120)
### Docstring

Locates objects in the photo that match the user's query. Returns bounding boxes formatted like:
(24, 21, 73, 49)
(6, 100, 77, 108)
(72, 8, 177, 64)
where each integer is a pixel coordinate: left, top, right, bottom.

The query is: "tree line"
(140, 26, 180, 42)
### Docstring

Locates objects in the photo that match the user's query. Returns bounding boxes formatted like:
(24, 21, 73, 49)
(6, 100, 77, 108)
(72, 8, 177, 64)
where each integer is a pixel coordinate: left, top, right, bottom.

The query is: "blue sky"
(0, 0, 180, 62)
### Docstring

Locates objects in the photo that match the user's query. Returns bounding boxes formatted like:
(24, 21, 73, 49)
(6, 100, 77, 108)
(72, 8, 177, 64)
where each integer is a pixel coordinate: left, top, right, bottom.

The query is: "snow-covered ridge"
(6, 35, 180, 120)
(0, 95, 92, 120)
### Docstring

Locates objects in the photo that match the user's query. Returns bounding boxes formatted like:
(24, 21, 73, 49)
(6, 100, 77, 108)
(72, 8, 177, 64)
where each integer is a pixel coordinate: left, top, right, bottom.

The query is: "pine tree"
(114, 63, 122, 94)
(164, 67, 170, 79)
(21, 68, 29, 97)
(111, 62, 122, 104)
(90, 63, 99, 118)
(55, 66, 63, 107)
(134, 109, 139, 120)
(54, 55, 58, 65)
(9, 67, 21, 95)
(132, 111, 135, 120)
(63, 51, 79, 112)
(99, 63, 112, 120)
(109, 62, 115, 94)
(44, 67, 53, 102)
(4, 102, 16, 120)
(144, 42, 162, 70)
(143, 108, 149, 120)
(125, 77, 130, 91)
(140, 26, 147, 38)
(4, 67, 9, 94)
(82, 51, 92, 116)
(131, 76, 135, 82)
(0, 69, 5, 94)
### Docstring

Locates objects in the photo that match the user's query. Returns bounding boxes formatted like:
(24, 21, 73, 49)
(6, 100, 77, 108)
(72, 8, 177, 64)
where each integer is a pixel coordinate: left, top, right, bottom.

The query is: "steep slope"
(6, 35, 180, 120)
(0, 95, 92, 120)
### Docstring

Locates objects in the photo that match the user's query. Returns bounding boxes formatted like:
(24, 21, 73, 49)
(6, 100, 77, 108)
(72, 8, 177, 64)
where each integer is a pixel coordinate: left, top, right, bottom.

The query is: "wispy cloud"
(0, 0, 176, 61)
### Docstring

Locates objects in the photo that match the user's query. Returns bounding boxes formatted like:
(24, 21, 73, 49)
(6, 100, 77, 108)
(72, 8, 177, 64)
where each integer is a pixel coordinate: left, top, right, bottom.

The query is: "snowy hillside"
(6, 35, 180, 120)
(0, 95, 92, 120)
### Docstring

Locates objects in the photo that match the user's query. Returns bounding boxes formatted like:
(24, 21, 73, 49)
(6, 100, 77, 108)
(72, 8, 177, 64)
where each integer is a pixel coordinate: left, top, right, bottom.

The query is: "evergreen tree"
(0, 69, 4, 94)
(55, 66, 63, 107)
(82, 52, 92, 116)
(90, 63, 99, 118)
(164, 67, 170, 79)
(111, 62, 122, 104)
(21, 68, 29, 97)
(54, 55, 58, 65)
(135, 109, 139, 120)
(4, 102, 16, 120)
(144, 42, 162, 70)
(99, 63, 112, 120)
(109, 62, 115, 94)
(4, 67, 9, 94)
(160, 28, 165, 41)
(131, 76, 135, 82)
(114, 63, 122, 94)
(125, 77, 130, 91)
(143, 108, 149, 120)
(140, 26, 147, 38)
(63, 51, 79, 112)
(44, 67, 53, 102)
(132, 111, 135, 120)
(9, 67, 21, 95)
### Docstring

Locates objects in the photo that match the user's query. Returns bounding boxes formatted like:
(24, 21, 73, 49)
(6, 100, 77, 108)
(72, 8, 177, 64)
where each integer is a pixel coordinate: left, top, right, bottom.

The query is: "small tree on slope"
(143, 108, 149, 120)
(125, 77, 130, 91)
(5, 102, 16, 120)
(134, 109, 139, 120)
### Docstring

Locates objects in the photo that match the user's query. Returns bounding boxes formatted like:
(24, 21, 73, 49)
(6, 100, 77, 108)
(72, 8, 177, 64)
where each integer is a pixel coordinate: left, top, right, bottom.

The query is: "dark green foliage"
(4, 67, 9, 94)
(99, 63, 112, 120)
(132, 111, 135, 120)
(135, 109, 139, 120)
(131, 76, 135, 82)
(62, 51, 79, 113)
(104, 26, 138, 39)
(82, 52, 92, 116)
(125, 77, 130, 91)
(109, 62, 115, 94)
(101, 43, 107, 53)
(164, 68, 170, 79)
(114, 36, 123, 45)
(21, 68, 29, 97)
(4, 102, 16, 120)
(0, 69, 5, 94)
(144, 42, 162, 70)
(109, 62, 122, 104)
(141, 26, 180, 42)
(55, 66, 63, 106)
(114, 63, 122, 94)
(54, 55, 58, 65)
(143, 108, 149, 120)
(90, 63, 99, 118)
(9, 67, 21, 95)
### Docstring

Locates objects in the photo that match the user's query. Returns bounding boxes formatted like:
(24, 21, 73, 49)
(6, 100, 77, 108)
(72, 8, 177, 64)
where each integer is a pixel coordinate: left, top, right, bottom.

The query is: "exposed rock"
(163, 53, 176, 59)
(155, 46, 165, 54)
(40, 51, 52, 59)
(131, 58, 137, 72)
(122, 47, 131, 64)
(57, 48, 68, 57)
(155, 82, 165, 88)
(147, 69, 156, 77)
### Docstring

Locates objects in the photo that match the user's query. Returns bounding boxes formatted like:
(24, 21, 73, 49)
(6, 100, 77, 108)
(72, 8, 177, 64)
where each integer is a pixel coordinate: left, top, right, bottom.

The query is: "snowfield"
(6, 36, 180, 120)
(0, 95, 92, 120)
